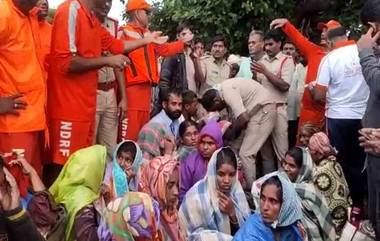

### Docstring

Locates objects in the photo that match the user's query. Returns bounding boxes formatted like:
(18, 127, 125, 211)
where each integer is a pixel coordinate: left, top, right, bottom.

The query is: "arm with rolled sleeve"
(52, 7, 76, 73)
(155, 41, 184, 57)
(279, 57, 296, 90)
(359, 48, 380, 95)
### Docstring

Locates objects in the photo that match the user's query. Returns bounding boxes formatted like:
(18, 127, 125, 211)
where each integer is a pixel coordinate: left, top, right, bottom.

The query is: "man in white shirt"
(313, 26, 369, 215)
(283, 41, 307, 147)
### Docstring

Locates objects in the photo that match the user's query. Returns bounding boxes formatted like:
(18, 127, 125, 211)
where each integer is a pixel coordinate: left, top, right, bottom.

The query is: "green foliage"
(149, 0, 295, 54)
(137, 0, 364, 54)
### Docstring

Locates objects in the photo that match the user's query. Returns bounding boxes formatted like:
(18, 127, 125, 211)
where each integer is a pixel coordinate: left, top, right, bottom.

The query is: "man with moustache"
(237, 30, 265, 79)
(149, 88, 184, 138)
(251, 28, 295, 173)
(197, 35, 231, 94)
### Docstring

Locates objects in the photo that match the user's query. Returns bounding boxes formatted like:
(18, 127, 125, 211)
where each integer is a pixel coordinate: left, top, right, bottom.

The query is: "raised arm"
(271, 18, 321, 59)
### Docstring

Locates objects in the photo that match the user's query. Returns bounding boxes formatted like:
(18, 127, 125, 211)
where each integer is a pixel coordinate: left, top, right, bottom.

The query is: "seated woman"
(107, 140, 145, 199)
(298, 122, 320, 147)
(233, 174, 304, 241)
(177, 120, 199, 163)
(0, 156, 45, 241)
(138, 122, 172, 161)
(179, 147, 250, 241)
(139, 138, 184, 241)
(102, 191, 161, 241)
(49, 145, 110, 241)
(308, 132, 351, 234)
(281, 147, 336, 241)
(180, 120, 223, 203)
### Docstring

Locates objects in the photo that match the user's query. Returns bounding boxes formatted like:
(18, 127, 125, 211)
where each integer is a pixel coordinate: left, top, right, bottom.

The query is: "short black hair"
(216, 147, 237, 171)
(283, 39, 295, 47)
(162, 88, 183, 102)
(285, 146, 303, 168)
(211, 34, 229, 48)
(0, 155, 3, 169)
(264, 28, 285, 43)
(182, 90, 197, 105)
(117, 141, 137, 160)
(178, 120, 198, 139)
(360, 0, 380, 25)
(261, 176, 283, 204)
(194, 37, 204, 45)
(176, 22, 192, 35)
(200, 89, 218, 111)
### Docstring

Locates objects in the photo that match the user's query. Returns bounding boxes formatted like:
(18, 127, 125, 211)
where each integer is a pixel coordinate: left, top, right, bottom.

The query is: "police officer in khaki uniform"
(200, 77, 277, 187)
(197, 35, 231, 94)
(93, 2, 127, 159)
(251, 28, 295, 173)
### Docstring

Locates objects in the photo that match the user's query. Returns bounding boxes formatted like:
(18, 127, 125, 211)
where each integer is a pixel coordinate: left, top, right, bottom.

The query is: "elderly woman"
(281, 147, 336, 241)
(308, 132, 351, 234)
(139, 138, 184, 241)
(298, 122, 320, 147)
(234, 174, 304, 241)
(179, 147, 251, 241)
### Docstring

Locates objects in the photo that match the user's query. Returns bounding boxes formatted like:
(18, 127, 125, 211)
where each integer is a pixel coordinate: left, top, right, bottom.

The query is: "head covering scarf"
(309, 133, 351, 234)
(137, 122, 171, 161)
(112, 140, 144, 197)
(308, 132, 337, 157)
(140, 156, 183, 241)
(49, 145, 107, 241)
(179, 121, 225, 203)
(198, 120, 223, 148)
(287, 147, 336, 241)
(179, 148, 251, 241)
(251, 173, 303, 228)
(234, 173, 303, 241)
(102, 191, 161, 241)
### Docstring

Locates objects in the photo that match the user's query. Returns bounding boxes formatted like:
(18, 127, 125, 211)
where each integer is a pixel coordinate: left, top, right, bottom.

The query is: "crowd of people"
(2, 0, 380, 240)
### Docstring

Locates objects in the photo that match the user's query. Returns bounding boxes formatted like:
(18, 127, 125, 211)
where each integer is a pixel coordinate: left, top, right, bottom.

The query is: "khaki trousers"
(233, 104, 277, 188)
(94, 88, 118, 159)
(260, 104, 289, 177)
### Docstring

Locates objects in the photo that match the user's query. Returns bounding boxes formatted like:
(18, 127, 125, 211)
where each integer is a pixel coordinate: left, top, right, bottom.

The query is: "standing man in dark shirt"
(357, 0, 380, 238)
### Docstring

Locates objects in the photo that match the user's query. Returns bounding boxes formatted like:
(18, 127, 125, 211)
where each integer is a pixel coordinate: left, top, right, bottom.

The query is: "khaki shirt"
(98, 18, 117, 83)
(220, 77, 272, 119)
(185, 51, 196, 93)
(200, 55, 230, 93)
(258, 52, 295, 103)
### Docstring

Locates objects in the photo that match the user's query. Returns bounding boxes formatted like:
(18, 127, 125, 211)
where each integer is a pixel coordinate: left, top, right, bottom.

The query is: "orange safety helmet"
(317, 20, 342, 31)
(126, 0, 152, 12)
